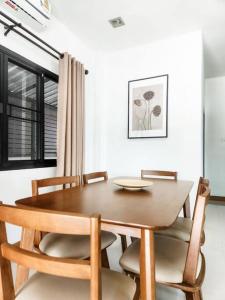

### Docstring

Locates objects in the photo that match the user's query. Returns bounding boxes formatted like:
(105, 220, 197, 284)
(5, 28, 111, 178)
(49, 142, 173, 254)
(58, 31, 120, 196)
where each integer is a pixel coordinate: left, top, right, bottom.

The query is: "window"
(0, 45, 58, 170)
(44, 78, 57, 160)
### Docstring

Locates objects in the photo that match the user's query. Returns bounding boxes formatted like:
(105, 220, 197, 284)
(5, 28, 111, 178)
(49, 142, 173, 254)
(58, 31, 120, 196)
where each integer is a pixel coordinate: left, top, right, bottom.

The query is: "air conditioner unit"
(0, 0, 51, 31)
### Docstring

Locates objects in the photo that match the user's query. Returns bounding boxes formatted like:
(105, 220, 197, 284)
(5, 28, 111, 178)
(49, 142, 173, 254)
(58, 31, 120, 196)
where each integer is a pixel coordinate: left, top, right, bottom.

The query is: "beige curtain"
(56, 53, 85, 179)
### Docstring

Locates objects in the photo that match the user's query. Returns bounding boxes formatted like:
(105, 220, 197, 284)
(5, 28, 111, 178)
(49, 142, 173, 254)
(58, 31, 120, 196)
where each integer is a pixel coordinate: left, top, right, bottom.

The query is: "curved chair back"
(83, 171, 108, 184)
(0, 204, 101, 300)
(183, 183, 210, 285)
(141, 170, 177, 180)
(192, 177, 210, 220)
(32, 176, 80, 196)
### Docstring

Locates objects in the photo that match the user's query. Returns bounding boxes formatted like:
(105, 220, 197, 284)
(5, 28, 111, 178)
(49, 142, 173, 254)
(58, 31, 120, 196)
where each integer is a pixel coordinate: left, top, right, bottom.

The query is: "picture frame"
(128, 74, 168, 139)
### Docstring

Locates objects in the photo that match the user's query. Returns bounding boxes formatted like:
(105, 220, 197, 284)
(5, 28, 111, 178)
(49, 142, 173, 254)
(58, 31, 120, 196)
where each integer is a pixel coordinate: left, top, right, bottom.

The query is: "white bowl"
(113, 179, 153, 190)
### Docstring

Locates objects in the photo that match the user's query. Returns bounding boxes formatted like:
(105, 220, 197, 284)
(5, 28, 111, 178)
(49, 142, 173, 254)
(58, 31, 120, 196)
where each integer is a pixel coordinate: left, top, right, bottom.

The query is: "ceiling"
(51, 0, 225, 78)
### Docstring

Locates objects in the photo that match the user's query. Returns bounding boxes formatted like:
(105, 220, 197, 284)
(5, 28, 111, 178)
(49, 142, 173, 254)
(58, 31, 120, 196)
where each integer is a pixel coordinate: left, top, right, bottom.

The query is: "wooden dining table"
(15, 177, 193, 300)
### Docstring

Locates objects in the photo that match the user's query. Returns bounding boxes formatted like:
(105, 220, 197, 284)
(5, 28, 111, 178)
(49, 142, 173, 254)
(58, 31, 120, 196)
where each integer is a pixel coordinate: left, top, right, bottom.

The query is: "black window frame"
(0, 45, 58, 171)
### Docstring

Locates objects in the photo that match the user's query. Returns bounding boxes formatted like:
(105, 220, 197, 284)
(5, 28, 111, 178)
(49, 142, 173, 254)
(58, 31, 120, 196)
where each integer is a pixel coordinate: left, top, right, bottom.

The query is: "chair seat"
(120, 235, 202, 284)
(39, 230, 117, 259)
(16, 268, 136, 300)
(156, 217, 193, 242)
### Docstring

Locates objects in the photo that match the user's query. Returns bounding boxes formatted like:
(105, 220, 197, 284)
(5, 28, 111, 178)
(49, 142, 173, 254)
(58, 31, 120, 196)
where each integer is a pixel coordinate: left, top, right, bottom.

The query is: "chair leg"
(185, 292, 194, 300)
(133, 277, 140, 300)
(101, 248, 110, 268)
(194, 291, 202, 300)
(120, 234, 127, 252)
(131, 237, 138, 243)
(185, 291, 202, 300)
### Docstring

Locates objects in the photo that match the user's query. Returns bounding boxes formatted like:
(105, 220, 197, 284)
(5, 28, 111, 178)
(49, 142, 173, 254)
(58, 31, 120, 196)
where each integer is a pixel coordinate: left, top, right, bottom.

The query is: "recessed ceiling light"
(109, 17, 125, 28)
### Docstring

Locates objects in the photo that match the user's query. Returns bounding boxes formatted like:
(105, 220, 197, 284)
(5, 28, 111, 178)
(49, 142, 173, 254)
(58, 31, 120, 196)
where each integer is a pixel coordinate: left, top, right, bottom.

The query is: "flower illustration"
(134, 99, 142, 106)
(133, 89, 162, 131)
(152, 105, 161, 117)
(143, 91, 154, 101)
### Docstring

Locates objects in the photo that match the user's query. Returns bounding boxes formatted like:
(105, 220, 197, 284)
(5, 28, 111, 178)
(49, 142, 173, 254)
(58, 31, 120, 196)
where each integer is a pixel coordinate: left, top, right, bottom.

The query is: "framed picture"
(128, 74, 168, 139)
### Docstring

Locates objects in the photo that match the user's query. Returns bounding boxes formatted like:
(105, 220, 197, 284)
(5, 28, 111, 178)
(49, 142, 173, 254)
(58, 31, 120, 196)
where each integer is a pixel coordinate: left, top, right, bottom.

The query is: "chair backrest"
(183, 183, 210, 285)
(0, 204, 101, 300)
(83, 171, 108, 184)
(32, 176, 80, 196)
(141, 170, 177, 180)
(192, 177, 210, 220)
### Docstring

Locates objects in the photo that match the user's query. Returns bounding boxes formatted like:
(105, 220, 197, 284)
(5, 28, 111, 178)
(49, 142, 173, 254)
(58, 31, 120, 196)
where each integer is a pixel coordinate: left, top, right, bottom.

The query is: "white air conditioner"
(0, 0, 51, 31)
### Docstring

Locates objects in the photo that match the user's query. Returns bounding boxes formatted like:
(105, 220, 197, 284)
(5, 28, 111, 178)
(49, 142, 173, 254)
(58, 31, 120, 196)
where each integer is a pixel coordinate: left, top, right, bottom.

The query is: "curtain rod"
(0, 10, 89, 75)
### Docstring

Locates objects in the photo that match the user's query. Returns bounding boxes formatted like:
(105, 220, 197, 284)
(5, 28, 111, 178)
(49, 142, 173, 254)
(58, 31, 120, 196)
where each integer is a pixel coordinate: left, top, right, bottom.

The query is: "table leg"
(183, 195, 191, 218)
(15, 228, 35, 292)
(140, 229, 156, 300)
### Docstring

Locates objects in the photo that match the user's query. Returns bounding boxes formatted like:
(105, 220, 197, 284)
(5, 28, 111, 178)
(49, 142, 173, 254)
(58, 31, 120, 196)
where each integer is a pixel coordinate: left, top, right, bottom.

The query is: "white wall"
(205, 76, 225, 196)
(95, 31, 204, 210)
(0, 16, 98, 241)
(0, 23, 204, 242)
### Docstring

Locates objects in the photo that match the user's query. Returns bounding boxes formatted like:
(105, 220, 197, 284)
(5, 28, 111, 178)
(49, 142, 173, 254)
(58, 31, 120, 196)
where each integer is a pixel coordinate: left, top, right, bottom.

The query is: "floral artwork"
(128, 75, 168, 138)
(132, 85, 162, 131)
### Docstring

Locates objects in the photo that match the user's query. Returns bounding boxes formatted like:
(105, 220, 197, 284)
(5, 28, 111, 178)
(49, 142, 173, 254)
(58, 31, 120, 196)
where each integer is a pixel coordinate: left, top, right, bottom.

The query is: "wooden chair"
(156, 177, 209, 244)
(129, 170, 178, 244)
(83, 171, 128, 253)
(141, 170, 177, 180)
(32, 175, 80, 196)
(32, 176, 80, 246)
(83, 171, 108, 184)
(119, 183, 210, 300)
(0, 204, 136, 300)
(32, 176, 117, 268)
(141, 170, 196, 219)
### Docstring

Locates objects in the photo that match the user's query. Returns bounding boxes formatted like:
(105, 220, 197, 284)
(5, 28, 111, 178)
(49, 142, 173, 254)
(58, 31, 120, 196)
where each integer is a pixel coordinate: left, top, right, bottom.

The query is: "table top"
(16, 178, 193, 230)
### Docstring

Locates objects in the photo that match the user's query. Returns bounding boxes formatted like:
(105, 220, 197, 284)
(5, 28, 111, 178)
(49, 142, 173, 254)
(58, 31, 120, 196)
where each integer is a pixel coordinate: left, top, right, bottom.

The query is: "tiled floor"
(202, 204, 225, 300)
(107, 203, 225, 299)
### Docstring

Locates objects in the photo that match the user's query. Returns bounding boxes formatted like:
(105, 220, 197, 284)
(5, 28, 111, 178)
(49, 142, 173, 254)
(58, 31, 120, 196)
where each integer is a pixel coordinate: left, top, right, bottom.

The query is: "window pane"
(44, 77, 57, 159)
(8, 119, 37, 160)
(8, 62, 38, 161)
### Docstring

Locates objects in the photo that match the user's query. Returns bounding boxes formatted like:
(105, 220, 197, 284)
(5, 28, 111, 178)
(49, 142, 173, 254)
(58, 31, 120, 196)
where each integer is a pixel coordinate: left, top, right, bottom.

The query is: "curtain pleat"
(56, 53, 85, 179)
